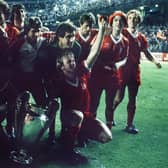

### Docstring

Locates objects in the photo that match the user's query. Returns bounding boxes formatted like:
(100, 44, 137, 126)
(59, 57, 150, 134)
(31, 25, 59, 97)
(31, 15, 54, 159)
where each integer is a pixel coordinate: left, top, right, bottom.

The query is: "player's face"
(61, 52, 76, 78)
(59, 32, 75, 49)
(127, 13, 139, 29)
(80, 21, 92, 37)
(112, 16, 125, 33)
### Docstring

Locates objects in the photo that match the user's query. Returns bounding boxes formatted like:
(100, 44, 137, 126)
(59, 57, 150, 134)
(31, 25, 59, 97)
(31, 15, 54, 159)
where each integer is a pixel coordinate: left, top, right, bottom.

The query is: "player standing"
(112, 9, 161, 134)
(89, 11, 129, 129)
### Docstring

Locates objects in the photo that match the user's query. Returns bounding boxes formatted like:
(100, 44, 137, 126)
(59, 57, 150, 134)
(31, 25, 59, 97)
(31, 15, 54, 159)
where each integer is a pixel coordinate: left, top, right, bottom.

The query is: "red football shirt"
(6, 23, 20, 46)
(92, 34, 129, 77)
(75, 29, 98, 62)
(56, 63, 90, 114)
(122, 28, 148, 65)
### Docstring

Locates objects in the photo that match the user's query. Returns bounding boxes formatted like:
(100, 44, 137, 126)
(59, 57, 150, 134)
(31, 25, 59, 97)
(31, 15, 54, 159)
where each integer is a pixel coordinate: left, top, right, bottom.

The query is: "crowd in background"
(7, 0, 168, 53)
(0, 0, 164, 165)
(140, 24, 168, 52)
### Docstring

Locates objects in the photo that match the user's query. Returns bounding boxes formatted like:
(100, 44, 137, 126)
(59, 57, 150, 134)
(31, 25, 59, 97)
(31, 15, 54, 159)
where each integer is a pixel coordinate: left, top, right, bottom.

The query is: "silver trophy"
(10, 91, 59, 165)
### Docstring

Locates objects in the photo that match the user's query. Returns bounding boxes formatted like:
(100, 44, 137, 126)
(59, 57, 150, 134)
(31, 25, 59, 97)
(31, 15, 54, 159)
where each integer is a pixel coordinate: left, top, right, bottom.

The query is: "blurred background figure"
(156, 28, 168, 61)
(6, 4, 26, 45)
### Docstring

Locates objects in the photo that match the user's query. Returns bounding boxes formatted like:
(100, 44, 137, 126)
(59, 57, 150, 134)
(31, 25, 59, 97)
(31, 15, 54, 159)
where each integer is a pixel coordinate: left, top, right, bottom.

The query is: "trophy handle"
(10, 91, 33, 165)
(14, 91, 30, 145)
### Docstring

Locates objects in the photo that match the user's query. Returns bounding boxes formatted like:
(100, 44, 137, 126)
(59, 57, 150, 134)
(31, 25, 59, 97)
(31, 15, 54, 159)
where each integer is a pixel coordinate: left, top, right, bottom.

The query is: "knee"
(98, 130, 112, 143)
(71, 110, 84, 126)
(98, 125, 112, 143)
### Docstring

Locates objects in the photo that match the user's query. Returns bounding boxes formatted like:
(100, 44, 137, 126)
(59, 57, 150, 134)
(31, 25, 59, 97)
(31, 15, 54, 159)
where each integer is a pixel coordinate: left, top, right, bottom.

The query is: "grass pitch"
(1, 61, 168, 168)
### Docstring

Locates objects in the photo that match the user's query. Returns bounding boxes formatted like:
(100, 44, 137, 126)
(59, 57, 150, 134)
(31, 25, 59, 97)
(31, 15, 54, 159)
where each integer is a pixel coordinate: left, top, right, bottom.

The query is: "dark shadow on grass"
(30, 141, 89, 168)
(0, 138, 89, 168)
(0, 125, 95, 168)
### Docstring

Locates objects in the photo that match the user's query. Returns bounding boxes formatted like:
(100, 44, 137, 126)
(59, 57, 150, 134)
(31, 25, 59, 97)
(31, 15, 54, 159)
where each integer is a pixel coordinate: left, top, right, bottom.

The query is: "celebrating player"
(89, 11, 129, 129)
(47, 15, 112, 163)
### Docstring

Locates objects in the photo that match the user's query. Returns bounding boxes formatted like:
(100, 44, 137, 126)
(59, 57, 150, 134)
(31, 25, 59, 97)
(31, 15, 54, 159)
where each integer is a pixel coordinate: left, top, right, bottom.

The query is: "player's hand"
(105, 26, 112, 35)
(104, 65, 117, 71)
(97, 14, 107, 32)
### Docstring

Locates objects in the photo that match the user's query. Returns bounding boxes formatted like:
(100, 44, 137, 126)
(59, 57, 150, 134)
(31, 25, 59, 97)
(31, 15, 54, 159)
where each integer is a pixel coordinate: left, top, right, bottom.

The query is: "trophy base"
(10, 149, 33, 165)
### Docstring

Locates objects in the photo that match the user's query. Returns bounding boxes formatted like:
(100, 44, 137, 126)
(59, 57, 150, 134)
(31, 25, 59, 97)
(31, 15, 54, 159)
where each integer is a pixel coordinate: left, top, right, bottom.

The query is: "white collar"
(79, 31, 91, 42)
(110, 34, 122, 44)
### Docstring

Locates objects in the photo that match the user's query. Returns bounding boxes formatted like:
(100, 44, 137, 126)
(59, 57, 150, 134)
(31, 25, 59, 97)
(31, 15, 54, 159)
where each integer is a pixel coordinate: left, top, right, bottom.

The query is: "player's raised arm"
(85, 15, 106, 69)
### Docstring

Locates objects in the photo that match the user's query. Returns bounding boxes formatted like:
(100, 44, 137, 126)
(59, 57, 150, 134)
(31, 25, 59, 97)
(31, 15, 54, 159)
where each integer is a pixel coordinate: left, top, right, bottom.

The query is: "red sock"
(127, 105, 136, 126)
(63, 126, 80, 151)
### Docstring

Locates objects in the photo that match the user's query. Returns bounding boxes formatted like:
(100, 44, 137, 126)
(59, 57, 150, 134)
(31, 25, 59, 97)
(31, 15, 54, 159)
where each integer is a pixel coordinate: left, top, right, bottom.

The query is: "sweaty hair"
(127, 9, 142, 24)
(55, 22, 76, 38)
(79, 12, 96, 26)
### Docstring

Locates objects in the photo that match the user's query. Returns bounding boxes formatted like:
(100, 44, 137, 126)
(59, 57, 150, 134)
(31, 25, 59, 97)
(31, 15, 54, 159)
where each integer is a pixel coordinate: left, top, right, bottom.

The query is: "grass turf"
(1, 61, 168, 168)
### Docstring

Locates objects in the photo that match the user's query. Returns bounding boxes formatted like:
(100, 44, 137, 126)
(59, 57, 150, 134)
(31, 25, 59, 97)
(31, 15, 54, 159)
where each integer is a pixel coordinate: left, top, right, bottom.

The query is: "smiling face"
(59, 50, 76, 79)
